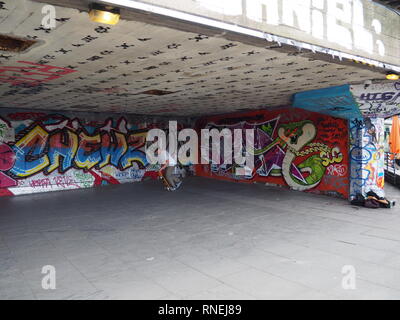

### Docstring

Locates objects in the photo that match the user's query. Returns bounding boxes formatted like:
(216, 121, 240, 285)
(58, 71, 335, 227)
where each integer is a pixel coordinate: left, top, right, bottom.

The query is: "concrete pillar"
(349, 117, 385, 199)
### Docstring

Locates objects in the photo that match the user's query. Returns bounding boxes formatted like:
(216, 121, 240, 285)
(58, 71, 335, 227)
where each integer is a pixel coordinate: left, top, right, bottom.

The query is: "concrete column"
(349, 117, 385, 200)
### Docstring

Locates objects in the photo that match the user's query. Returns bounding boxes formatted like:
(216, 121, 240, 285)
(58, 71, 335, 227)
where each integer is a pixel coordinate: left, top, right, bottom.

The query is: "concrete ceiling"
(0, 0, 393, 117)
(373, 0, 400, 11)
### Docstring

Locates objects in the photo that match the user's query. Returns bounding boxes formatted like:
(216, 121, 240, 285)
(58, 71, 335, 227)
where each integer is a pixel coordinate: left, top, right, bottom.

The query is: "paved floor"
(1, 177, 400, 300)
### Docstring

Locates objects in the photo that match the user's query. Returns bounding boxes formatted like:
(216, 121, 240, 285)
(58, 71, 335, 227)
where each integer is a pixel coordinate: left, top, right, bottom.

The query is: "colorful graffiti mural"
(0, 111, 164, 196)
(351, 82, 400, 118)
(196, 108, 350, 198)
(349, 117, 385, 199)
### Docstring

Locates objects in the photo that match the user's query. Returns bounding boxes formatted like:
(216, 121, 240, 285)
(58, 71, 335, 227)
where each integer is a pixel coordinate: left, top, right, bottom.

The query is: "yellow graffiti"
(100, 166, 116, 176)
(14, 125, 50, 177)
(320, 147, 343, 167)
(121, 156, 146, 170)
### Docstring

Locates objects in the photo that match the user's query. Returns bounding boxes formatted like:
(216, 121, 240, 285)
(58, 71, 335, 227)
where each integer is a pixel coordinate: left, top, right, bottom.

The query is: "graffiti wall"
(349, 117, 385, 199)
(350, 82, 400, 118)
(0, 110, 171, 196)
(196, 108, 350, 198)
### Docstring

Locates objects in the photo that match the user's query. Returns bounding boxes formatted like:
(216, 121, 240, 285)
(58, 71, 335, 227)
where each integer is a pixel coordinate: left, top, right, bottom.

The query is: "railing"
(384, 152, 400, 186)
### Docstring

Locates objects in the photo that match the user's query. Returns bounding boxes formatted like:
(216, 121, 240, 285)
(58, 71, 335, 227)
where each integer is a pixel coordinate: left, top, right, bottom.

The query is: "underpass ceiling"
(373, 0, 400, 11)
(0, 0, 393, 116)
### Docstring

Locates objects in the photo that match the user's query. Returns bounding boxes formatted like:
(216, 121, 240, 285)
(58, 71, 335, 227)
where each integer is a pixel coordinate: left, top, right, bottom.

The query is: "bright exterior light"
(386, 73, 400, 81)
(89, 4, 120, 25)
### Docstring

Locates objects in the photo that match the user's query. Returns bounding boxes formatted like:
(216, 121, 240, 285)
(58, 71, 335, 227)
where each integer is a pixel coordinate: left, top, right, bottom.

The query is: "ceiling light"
(89, 3, 120, 25)
(386, 73, 400, 81)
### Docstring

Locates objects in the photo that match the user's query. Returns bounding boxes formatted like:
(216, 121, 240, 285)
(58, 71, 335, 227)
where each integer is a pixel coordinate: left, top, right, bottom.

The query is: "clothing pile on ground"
(351, 191, 396, 209)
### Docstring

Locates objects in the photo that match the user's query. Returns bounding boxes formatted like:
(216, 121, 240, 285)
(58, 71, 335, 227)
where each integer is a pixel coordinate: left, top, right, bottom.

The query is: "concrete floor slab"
(1, 177, 400, 299)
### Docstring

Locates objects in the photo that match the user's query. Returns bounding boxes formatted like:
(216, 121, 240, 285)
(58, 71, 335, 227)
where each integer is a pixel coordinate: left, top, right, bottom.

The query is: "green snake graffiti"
(279, 121, 325, 191)
(253, 121, 337, 191)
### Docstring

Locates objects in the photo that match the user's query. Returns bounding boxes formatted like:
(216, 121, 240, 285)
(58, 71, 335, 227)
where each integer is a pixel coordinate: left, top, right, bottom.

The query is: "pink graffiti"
(327, 164, 347, 177)
(53, 175, 78, 189)
(0, 143, 17, 188)
(0, 61, 77, 87)
(29, 178, 52, 189)
(28, 176, 79, 189)
(0, 143, 15, 171)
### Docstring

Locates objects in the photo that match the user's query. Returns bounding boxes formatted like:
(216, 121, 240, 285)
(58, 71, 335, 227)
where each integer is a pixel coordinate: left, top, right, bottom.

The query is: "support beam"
(349, 117, 385, 199)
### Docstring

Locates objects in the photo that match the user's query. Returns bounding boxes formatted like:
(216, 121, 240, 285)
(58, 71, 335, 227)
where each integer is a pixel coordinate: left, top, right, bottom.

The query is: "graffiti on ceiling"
(350, 81, 400, 118)
(293, 83, 400, 119)
(292, 85, 362, 119)
(0, 0, 388, 116)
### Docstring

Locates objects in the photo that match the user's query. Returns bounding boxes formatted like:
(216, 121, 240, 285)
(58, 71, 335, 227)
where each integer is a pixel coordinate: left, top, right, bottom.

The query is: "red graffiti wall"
(195, 107, 350, 198)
